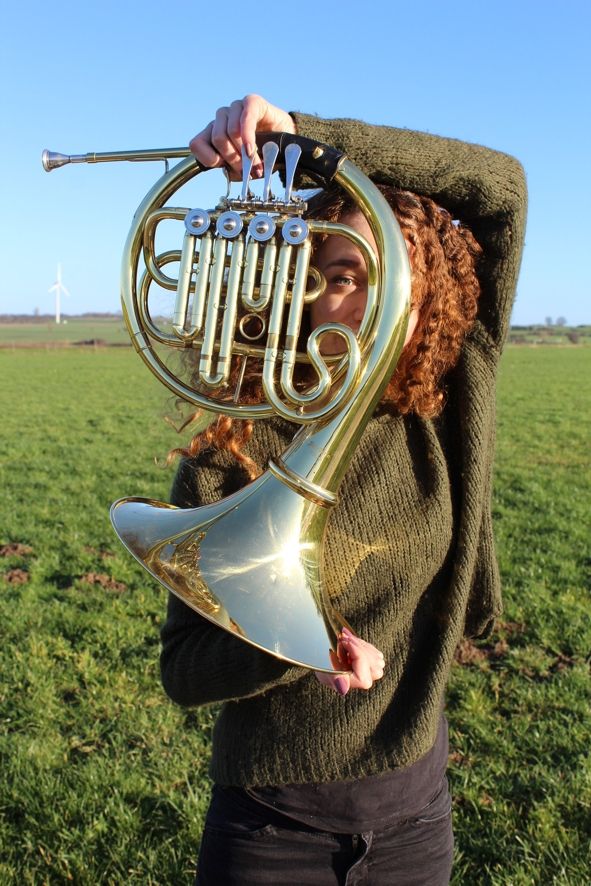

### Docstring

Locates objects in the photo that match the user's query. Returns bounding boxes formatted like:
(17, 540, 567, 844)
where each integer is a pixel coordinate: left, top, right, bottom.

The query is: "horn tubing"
(117, 144, 407, 423)
(42, 147, 190, 171)
(258, 241, 278, 308)
(281, 241, 320, 406)
(215, 236, 245, 385)
(198, 236, 228, 386)
(172, 231, 197, 337)
(241, 239, 259, 308)
(189, 233, 213, 339)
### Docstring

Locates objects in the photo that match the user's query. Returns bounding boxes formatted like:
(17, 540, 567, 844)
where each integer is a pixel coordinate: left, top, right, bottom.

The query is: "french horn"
(42, 133, 411, 672)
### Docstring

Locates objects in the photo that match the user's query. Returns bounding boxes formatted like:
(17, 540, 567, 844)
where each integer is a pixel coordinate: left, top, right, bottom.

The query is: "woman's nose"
(351, 298, 366, 324)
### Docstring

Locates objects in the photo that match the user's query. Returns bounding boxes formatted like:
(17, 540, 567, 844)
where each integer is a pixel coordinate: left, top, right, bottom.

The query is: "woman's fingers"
(340, 629, 385, 690)
(239, 95, 266, 158)
(314, 631, 385, 696)
(189, 94, 296, 179)
(209, 106, 244, 179)
(342, 636, 373, 689)
(189, 121, 220, 169)
(315, 649, 351, 696)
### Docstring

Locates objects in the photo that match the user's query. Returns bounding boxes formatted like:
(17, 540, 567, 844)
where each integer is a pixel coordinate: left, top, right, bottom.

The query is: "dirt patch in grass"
(455, 638, 509, 665)
(455, 620, 527, 666)
(496, 620, 526, 635)
(83, 545, 115, 560)
(549, 652, 577, 673)
(4, 568, 29, 585)
(79, 571, 127, 593)
(0, 543, 33, 557)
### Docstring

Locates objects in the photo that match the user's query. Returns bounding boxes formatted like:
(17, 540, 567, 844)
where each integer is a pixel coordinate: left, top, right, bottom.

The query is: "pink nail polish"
(334, 677, 349, 696)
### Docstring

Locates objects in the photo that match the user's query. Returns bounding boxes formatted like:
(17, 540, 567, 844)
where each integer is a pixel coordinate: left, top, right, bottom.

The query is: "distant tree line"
(508, 322, 590, 345)
(0, 312, 123, 324)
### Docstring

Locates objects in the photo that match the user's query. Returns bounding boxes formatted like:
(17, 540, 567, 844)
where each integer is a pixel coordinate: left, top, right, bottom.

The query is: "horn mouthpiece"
(42, 150, 71, 172)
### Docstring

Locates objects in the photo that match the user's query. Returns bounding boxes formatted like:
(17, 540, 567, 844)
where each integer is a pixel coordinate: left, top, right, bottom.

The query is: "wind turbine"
(48, 263, 70, 324)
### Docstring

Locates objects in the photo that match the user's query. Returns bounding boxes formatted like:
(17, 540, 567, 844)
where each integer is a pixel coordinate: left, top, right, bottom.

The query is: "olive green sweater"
(160, 114, 527, 787)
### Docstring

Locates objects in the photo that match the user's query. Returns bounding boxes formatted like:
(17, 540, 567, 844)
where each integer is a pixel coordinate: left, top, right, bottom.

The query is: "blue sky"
(1, 0, 589, 325)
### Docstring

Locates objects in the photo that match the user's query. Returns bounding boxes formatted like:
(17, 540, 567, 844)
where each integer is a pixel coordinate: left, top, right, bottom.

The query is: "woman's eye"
(333, 275, 355, 287)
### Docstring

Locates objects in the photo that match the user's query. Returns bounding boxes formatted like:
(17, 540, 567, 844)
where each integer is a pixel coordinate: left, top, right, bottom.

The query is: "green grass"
(0, 316, 130, 346)
(449, 347, 591, 885)
(1, 347, 589, 883)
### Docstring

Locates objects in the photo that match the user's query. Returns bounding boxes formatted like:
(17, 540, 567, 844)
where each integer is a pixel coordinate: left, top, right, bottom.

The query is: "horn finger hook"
(283, 142, 302, 204)
(222, 166, 231, 199)
(240, 146, 255, 201)
(262, 141, 279, 202)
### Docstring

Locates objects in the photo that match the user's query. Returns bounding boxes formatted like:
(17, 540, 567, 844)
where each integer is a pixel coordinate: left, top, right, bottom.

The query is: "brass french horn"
(42, 133, 411, 672)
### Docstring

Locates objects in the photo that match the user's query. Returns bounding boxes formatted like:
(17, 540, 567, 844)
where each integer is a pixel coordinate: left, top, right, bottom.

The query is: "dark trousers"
(195, 778, 454, 885)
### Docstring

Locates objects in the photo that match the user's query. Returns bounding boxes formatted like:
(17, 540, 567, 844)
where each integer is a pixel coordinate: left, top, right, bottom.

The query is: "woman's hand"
(315, 627, 385, 697)
(189, 94, 296, 180)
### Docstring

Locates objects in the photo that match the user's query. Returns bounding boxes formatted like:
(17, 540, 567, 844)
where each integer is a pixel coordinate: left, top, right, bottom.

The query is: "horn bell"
(110, 468, 348, 673)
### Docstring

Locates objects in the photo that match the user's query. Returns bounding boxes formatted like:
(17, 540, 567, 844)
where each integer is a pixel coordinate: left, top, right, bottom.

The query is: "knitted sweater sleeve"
(159, 455, 305, 706)
(291, 113, 527, 348)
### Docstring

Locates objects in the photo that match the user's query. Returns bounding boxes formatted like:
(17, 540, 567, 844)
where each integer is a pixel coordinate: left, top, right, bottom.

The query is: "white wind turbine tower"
(48, 263, 70, 324)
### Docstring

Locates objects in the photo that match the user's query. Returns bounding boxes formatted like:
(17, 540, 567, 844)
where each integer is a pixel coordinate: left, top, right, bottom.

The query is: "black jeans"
(195, 778, 454, 885)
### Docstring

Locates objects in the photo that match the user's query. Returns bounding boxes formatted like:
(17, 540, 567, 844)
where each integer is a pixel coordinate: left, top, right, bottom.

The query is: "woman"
(160, 95, 527, 885)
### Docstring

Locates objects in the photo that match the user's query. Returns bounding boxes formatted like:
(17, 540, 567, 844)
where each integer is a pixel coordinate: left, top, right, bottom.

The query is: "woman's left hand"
(315, 628, 385, 697)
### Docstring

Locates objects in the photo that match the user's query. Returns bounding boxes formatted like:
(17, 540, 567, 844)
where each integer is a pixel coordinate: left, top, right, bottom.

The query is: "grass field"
(2, 316, 590, 349)
(0, 346, 589, 884)
(0, 317, 130, 347)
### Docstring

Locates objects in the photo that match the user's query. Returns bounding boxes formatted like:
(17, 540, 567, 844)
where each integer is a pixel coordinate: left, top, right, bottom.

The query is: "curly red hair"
(168, 185, 482, 478)
(376, 187, 482, 415)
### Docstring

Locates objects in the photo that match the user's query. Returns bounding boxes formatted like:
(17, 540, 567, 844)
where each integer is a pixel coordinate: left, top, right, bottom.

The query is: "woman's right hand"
(315, 628, 386, 697)
(189, 94, 296, 180)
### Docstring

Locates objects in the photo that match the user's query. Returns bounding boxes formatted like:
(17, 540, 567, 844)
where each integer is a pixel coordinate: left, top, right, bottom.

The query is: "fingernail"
(341, 627, 354, 638)
(334, 677, 349, 697)
(246, 141, 256, 158)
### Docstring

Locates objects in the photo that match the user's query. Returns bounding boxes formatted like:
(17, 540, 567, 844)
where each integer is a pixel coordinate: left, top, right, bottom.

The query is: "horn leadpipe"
(42, 147, 190, 172)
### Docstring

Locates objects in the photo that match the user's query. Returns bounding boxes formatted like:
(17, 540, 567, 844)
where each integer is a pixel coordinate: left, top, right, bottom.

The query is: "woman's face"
(310, 210, 417, 355)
